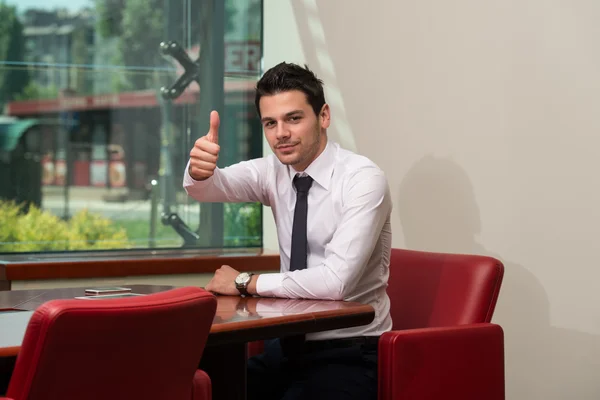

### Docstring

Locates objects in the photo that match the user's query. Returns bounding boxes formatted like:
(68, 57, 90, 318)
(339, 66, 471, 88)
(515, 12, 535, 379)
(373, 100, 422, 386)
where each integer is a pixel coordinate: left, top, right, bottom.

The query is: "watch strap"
(237, 285, 250, 296)
(236, 272, 254, 296)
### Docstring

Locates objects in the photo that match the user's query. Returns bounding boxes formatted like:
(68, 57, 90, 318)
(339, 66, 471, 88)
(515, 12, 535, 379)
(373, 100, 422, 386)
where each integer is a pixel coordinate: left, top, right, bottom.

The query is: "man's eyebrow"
(260, 110, 305, 123)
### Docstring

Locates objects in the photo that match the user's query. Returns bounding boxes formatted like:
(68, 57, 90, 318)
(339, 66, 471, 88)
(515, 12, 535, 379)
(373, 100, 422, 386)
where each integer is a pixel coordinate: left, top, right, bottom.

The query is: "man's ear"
(320, 104, 331, 129)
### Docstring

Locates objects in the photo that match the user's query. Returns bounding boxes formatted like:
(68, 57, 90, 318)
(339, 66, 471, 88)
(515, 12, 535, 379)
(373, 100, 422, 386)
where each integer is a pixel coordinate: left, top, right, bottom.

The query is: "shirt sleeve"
(183, 158, 271, 205)
(256, 166, 392, 301)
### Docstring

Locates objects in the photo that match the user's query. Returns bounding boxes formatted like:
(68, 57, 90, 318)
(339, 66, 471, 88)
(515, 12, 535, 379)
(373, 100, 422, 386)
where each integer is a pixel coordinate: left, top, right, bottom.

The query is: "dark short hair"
(254, 62, 326, 118)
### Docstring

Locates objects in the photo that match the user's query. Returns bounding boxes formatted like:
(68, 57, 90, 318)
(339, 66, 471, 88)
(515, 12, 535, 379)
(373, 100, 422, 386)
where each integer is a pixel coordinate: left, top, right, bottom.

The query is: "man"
(184, 62, 392, 400)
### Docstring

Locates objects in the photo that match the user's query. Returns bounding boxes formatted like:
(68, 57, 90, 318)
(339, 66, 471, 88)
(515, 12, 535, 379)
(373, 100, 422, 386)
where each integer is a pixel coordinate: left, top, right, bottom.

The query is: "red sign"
(175, 41, 261, 77)
(225, 41, 261, 75)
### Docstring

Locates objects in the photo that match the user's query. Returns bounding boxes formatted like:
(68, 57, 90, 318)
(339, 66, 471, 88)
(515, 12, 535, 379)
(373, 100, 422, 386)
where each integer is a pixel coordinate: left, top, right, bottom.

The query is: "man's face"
(259, 90, 330, 171)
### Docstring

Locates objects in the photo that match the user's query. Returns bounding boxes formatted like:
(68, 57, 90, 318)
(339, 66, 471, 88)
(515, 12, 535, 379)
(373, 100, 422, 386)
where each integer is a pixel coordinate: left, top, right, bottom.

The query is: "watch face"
(235, 272, 250, 285)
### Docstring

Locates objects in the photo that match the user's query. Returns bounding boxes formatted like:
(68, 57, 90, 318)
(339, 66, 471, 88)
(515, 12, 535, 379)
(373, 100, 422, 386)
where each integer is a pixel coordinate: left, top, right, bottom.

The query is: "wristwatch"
(234, 272, 254, 296)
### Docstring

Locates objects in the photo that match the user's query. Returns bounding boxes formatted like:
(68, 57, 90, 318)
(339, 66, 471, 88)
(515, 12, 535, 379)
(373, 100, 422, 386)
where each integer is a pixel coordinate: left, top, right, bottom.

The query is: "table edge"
(0, 251, 280, 282)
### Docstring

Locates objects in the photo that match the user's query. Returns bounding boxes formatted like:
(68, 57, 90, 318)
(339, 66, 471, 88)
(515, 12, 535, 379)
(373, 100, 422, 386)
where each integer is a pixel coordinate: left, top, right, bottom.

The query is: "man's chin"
(275, 154, 300, 166)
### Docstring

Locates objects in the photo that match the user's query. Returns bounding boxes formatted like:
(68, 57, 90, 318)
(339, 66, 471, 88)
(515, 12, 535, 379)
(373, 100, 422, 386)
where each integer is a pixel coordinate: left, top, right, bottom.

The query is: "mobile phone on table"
(75, 293, 143, 300)
(84, 287, 131, 296)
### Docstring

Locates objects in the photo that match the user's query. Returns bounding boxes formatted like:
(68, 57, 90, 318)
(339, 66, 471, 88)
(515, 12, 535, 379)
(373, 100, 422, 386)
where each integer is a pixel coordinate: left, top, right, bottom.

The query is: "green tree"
(97, 0, 237, 42)
(0, 4, 30, 107)
(71, 26, 91, 94)
(95, 0, 238, 90)
(97, 0, 127, 38)
(14, 82, 59, 101)
(118, 0, 164, 90)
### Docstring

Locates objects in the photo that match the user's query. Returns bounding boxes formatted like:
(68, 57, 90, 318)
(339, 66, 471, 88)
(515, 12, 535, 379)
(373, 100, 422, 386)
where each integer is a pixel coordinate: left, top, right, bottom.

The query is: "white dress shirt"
(183, 140, 393, 340)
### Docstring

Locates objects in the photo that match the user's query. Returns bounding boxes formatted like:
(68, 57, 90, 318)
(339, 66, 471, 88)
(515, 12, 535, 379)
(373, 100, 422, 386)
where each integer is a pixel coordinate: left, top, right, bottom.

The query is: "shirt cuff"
(256, 273, 283, 297)
(183, 159, 213, 187)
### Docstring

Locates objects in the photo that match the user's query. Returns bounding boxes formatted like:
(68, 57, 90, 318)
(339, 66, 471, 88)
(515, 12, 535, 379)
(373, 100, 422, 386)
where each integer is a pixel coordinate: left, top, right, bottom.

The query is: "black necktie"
(290, 175, 313, 272)
(281, 175, 313, 357)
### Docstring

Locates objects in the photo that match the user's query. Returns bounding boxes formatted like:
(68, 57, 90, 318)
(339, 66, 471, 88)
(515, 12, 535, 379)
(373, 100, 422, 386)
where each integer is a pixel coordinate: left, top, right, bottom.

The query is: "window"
(0, 0, 263, 253)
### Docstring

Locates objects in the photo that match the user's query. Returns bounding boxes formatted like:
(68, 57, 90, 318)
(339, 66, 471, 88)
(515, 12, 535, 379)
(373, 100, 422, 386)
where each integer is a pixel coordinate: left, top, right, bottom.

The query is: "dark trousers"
(0, 356, 15, 396)
(247, 337, 378, 400)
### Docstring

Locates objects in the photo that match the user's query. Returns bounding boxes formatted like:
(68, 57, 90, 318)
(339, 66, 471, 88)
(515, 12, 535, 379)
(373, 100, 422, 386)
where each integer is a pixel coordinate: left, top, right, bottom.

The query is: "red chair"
(379, 248, 505, 400)
(1, 287, 216, 400)
(246, 248, 505, 399)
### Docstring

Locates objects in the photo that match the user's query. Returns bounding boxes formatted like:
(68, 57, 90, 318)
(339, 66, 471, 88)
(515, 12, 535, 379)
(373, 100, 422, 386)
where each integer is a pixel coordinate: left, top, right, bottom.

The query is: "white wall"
(263, 1, 600, 399)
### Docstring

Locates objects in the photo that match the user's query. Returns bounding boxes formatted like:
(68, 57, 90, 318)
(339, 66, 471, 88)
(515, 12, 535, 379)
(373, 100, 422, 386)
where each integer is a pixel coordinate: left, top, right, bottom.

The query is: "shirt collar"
(288, 140, 335, 191)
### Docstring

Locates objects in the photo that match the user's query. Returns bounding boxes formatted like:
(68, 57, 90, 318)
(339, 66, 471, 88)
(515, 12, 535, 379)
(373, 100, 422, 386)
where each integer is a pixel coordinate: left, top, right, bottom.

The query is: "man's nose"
(275, 124, 291, 139)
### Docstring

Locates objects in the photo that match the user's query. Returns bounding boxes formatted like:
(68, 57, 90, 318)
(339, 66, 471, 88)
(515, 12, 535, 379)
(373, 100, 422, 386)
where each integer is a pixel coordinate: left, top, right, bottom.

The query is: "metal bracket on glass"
(161, 212, 200, 247)
(159, 40, 200, 100)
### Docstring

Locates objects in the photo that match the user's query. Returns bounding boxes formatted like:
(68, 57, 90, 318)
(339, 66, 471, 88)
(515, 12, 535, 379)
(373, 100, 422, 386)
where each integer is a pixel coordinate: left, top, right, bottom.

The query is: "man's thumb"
(207, 110, 220, 144)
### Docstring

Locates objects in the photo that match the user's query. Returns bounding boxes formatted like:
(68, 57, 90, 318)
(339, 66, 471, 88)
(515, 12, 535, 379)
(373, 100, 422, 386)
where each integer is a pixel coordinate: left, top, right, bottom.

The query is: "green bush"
(68, 209, 129, 250)
(0, 201, 129, 252)
(223, 202, 261, 247)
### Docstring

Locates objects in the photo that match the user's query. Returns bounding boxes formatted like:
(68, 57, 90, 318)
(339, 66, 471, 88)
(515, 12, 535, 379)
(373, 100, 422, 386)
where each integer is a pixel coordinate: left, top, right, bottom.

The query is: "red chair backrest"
(6, 287, 216, 400)
(388, 248, 503, 330)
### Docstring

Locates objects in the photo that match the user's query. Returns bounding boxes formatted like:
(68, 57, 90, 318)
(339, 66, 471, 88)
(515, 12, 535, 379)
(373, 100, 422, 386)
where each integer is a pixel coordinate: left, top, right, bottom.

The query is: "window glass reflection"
(0, 0, 263, 252)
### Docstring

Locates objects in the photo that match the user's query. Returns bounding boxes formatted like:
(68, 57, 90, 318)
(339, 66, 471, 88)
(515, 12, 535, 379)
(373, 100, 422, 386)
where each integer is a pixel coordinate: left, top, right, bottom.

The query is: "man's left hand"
(205, 265, 240, 295)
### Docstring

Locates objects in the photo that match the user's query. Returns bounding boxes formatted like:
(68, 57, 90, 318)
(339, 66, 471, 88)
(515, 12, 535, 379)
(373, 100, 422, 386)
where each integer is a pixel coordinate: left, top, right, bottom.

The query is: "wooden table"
(0, 285, 375, 400)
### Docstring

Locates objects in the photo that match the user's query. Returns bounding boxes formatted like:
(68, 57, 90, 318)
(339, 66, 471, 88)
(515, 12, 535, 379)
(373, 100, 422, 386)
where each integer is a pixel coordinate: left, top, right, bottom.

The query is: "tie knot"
(293, 175, 313, 194)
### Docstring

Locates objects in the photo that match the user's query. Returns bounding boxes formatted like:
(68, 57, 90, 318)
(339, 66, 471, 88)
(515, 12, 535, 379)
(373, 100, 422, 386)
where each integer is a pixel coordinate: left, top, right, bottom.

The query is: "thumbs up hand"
(189, 111, 221, 181)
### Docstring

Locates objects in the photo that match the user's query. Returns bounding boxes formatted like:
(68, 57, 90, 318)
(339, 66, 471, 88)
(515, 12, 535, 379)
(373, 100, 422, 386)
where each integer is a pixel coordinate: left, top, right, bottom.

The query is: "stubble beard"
(285, 130, 322, 168)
